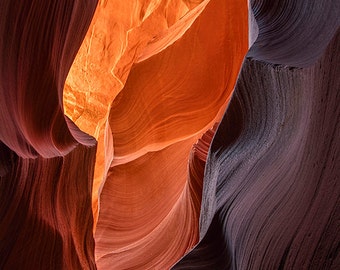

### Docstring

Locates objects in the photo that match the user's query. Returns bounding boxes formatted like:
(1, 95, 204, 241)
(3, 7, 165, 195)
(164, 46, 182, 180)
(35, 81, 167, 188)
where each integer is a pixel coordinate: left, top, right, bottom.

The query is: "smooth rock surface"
(173, 26, 340, 270)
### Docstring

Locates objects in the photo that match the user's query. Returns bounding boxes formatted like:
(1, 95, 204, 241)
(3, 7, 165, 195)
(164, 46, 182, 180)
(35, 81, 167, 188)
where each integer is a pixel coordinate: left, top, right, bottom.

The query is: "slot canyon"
(0, 0, 339, 269)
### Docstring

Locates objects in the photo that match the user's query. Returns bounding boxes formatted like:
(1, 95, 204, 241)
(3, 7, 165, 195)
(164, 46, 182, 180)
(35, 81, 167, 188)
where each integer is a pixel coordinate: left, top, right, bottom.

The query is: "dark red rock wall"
(0, 143, 97, 269)
(0, 0, 97, 158)
(0, 1, 98, 269)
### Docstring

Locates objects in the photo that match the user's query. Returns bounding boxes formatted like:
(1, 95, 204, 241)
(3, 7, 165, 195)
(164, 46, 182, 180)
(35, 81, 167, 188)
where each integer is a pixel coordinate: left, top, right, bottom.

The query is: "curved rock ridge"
(0, 142, 97, 269)
(62, 0, 211, 226)
(95, 137, 200, 269)
(64, 0, 202, 139)
(173, 27, 340, 270)
(0, 0, 97, 159)
(188, 123, 219, 198)
(248, 0, 340, 67)
(0, 0, 98, 269)
(95, 123, 218, 269)
(95, 0, 248, 267)
(108, 0, 248, 164)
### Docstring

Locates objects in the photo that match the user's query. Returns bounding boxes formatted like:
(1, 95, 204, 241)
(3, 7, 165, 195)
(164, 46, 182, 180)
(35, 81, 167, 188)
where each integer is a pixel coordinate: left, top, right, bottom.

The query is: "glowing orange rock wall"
(63, 0, 211, 225)
(93, 0, 248, 268)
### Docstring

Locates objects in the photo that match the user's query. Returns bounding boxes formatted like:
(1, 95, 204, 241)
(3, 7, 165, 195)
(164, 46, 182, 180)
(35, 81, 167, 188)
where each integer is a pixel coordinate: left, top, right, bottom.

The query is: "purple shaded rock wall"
(173, 1, 340, 269)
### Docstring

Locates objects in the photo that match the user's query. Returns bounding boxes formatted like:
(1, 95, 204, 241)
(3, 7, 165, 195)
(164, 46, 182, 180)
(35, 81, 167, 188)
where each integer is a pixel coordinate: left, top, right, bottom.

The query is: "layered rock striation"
(0, 1, 98, 269)
(173, 0, 340, 268)
(0, 0, 339, 269)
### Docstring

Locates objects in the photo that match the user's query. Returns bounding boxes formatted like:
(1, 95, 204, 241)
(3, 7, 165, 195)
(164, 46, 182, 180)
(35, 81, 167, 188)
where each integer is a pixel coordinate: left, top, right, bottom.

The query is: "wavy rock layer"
(0, 142, 97, 269)
(0, 0, 98, 269)
(95, 0, 248, 268)
(63, 0, 209, 224)
(0, 1, 95, 158)
(173, 1, 339, 268)
(173, 20, 340, 270)
(249, 0, 340, 67)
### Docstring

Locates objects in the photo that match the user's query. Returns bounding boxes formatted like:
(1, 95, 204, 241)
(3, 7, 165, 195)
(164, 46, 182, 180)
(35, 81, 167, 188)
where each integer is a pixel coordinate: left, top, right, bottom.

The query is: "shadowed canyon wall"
(0, 0, 339, 269)
(0, 0, 98, 269)
(173, 0, 340, 268)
